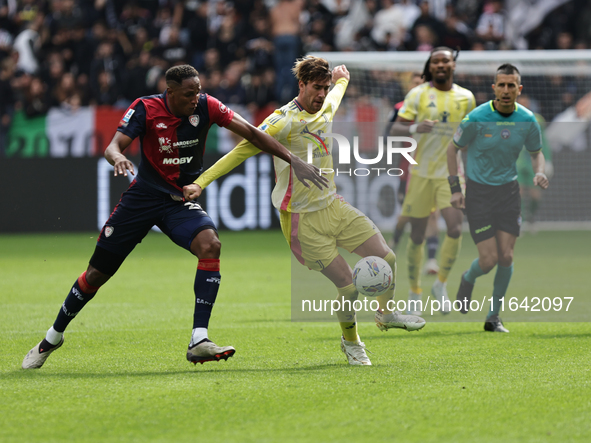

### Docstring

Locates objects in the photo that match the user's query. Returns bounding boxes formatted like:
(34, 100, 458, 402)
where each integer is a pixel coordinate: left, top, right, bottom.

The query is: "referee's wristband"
(535, 172, 547, 180)
(448, 175, 462, 194)
(408, 123, 418, 134)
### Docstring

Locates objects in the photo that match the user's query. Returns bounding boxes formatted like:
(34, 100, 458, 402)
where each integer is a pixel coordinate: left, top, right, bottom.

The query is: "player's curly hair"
(292, 56, 332, 85)
(421, 47, 460, 82)
(165, 65, 199, 85)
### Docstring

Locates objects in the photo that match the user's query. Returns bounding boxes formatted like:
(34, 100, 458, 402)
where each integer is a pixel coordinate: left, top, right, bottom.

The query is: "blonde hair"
(291, 56, 331, 85)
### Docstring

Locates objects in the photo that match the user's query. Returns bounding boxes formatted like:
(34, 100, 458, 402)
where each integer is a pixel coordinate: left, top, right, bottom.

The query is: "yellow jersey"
(196, 78, 348, 213)
(398, 82, 476, 179)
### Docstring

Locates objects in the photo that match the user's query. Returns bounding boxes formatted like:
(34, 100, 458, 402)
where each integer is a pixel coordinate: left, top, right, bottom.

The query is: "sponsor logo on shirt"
(156, 123, 168, 129)
(163, 156, 193, 165)
(259, 123, 269, 131)
(172, 139, 199, 148)
(219, 102, 228, 113)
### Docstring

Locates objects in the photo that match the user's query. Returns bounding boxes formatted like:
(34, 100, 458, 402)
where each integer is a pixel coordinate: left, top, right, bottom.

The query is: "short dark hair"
(165, 65, 199, 85)
(292, 56, 331, 85)
(495, 63, 521, 83)
(422, 46, 459, 82)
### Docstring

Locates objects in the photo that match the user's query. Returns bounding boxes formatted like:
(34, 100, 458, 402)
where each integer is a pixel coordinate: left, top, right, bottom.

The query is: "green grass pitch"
(1, 230, 590, 442)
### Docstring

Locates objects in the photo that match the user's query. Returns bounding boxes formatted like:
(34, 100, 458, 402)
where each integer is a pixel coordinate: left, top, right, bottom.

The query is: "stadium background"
(1, 0, 591, 233)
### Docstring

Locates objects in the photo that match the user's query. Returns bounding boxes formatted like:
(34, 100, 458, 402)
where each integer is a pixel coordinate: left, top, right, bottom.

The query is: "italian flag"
(6, 106, 222, 157)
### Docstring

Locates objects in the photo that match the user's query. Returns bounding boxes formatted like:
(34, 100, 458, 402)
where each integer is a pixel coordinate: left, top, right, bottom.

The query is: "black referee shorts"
(465, 179, 521, 244)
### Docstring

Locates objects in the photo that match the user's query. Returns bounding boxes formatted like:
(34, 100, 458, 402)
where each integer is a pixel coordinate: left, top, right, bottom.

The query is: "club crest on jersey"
(158, 137, 173, 153)
(105, 226, 114, 237)
(189, 115, 200, 127)
(501, 129, 511, 139)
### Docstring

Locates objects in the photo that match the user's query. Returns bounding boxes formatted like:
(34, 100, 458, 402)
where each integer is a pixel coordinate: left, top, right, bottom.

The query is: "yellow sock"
(437, 235, 462, 283)
(337, 283, 359, 342)
(377, 250, 397, 312)
(407, 239, 424, 293)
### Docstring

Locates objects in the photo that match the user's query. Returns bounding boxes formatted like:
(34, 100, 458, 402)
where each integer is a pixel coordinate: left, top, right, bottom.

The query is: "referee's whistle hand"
(533, 173, 549, 190)
(450, 192, 465, 209)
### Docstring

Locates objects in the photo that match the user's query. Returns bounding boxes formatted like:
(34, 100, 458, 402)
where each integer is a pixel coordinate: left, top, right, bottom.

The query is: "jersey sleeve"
(195, 117, 283, 189)
(524, 117, 543, 153)
(325, 78, 348, 112)
(117, 99, 146, 140)
(452, 114, 477, 149)
(206, 95, 235, 127)
(397, 88, 420, 121)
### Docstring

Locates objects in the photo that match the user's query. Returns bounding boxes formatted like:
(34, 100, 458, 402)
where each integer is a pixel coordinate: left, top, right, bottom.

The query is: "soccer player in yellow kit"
(391, 47, 476, 315)
(185, 56, 426, 365)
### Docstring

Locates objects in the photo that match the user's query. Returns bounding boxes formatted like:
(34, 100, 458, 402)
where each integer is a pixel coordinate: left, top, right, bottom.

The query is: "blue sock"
(464, 258, 485, 284)
(426, 235, 439, 260)
(193, 259, 221, 329)
(489, 264, 513, 318)
(53, 272, 100, 332)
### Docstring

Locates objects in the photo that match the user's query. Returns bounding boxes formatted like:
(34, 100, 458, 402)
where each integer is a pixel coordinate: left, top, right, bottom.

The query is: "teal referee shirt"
(452, 100, 542, 186)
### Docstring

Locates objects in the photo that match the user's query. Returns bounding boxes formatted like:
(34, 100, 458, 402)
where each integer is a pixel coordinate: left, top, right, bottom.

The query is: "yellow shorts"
(280, 198, 380, 271)
(401, 175, 452, 218)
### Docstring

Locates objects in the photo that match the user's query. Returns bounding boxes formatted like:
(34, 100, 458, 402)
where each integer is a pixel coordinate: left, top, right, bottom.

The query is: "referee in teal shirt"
(447, 64, 550, 332)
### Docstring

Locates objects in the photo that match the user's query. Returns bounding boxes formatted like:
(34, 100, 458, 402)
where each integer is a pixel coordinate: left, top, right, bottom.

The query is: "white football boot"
(22, 338, 64, 369)
(424, 258, 440, 275)
(187, 339, 236, 364)
(375, 310, 426, 332)
(340, 336, 372, 366)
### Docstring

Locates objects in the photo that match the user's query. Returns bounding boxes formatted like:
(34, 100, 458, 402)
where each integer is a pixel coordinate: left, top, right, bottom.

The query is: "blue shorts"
(97, 179, 216, 258)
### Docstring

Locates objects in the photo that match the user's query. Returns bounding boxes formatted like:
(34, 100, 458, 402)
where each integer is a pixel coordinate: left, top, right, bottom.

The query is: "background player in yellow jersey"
(185, 56, 426, 366)
(391, 47, 476, 315)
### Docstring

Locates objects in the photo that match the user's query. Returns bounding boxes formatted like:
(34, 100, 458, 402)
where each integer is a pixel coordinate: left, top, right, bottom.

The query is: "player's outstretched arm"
(105, 131, 135, 177)
(391, 116, 438, 136)
(531, 151, 549, 189)
(447, 140, 464, 209)
(226, 113, 329, 190)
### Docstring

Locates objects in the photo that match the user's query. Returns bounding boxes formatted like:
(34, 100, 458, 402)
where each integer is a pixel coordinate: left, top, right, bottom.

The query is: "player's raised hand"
(450, 192, 465, 209)
(417, 119, 438, 133)
(332, 65, 350, 82)
(291, 155, 329, 190)
(183, 183, 203, 201)
(113, 155, 135, 177)
(533, 172, 549, 190)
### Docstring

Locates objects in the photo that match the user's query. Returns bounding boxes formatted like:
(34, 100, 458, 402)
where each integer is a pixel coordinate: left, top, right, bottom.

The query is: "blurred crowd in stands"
(1, 0, 591, 152)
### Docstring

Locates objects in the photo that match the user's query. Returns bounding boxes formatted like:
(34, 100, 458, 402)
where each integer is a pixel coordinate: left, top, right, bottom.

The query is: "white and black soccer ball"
(352, 256, 393, 297)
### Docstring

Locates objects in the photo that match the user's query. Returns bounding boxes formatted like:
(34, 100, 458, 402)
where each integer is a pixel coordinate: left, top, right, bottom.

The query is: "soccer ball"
(352, 256, 393, 297)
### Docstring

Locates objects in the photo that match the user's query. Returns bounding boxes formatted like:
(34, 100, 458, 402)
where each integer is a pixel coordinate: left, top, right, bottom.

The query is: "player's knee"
(409, 232, 425, 244)
(498, 250, 513, 267)
(446, 225, 462, 239)
(200, 237, 221, 258)
(85, 266, 111, 287)
(479, 256, 497, 273)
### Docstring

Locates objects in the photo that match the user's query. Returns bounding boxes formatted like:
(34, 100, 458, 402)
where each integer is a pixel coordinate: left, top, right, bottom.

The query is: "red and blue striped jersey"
(117, 91, 234, 195)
